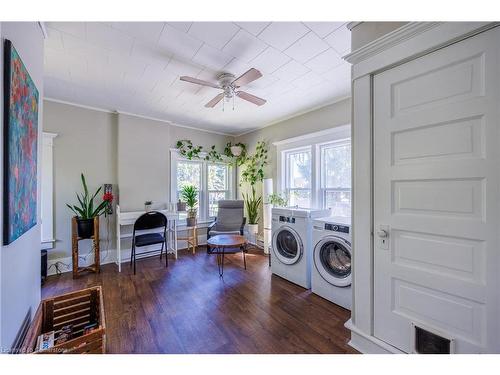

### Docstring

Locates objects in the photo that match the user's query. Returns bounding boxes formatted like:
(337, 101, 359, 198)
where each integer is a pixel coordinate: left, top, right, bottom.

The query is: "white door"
(373, 27, 500, 353)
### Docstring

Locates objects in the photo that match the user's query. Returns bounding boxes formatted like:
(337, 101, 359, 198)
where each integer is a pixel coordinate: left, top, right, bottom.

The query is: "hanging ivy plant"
(223, 142, 247, 166)
(240, 141, 268, 188)
(176, 140, 203, 160)
(206, 145, 223, 162)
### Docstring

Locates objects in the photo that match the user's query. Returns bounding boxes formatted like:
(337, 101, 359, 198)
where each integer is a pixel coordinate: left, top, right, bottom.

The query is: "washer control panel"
(279, 216, 296, 224)
(325, 223, 349, 234)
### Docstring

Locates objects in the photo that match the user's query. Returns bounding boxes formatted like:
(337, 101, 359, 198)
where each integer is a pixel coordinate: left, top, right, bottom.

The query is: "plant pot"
(230, 145, 242, 156)
(145, 204, 152, 212)
(248, 223, 259, 235)
(186, 217, 197, 227)
(176, 201, 186, 211)
(77, 218, 94, 239)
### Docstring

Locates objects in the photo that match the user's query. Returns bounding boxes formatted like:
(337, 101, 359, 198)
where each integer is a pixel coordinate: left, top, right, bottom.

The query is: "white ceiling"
(44, 22, 351, 135)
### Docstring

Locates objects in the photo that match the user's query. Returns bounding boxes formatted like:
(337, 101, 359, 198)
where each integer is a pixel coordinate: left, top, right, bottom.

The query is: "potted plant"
(176, 199, 186, 212)
(243, 191, 262, 234)
(144, 200, 153, 212)
(66, 174, 113, 239)
(181, 185, 198, 227)
(240, 141, 268, 235)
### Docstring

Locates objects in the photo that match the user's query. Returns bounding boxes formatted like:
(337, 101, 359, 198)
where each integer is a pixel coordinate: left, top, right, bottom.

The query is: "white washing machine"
(312, 216, 352, 310)
(271, 207, 330, 289)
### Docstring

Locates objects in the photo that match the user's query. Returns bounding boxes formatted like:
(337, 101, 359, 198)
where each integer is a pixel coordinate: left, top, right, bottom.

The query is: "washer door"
(314, 236, 351, 287)
(272, 226, 303, 265)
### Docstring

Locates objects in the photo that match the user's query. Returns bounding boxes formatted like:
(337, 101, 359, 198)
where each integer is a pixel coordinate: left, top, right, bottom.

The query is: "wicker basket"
(22, 286, 106, 354)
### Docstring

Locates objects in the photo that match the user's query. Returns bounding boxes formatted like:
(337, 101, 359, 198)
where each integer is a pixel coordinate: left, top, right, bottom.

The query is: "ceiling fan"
(180, 68, 267, 109)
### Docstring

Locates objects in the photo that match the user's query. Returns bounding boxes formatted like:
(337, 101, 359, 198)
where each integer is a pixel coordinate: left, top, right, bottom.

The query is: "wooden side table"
(207, 234, 248, 277)
(71, 216, 100, 279)
(178, 226, 198, 254)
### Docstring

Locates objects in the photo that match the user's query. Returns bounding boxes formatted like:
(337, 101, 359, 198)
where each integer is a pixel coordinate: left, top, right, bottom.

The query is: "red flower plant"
(103, 192, 114, 203)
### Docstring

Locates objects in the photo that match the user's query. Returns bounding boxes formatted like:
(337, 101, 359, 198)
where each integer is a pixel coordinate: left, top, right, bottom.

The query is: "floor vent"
(414, 324, 453, 354)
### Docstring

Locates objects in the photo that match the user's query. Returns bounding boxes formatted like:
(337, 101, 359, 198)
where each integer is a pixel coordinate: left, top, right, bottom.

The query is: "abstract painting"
(3, 39, 39, 245)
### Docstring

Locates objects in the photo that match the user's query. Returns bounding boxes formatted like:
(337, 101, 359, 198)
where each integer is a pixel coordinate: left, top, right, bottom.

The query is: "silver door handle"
(377, 229, 388, 238)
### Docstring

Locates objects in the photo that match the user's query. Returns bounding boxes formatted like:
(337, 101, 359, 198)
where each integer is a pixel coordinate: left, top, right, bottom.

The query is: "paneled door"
(373, 27, 499, 353)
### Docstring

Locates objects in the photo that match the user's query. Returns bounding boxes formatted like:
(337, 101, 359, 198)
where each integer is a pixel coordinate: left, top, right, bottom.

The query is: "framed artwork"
(3, 39, 39, 245)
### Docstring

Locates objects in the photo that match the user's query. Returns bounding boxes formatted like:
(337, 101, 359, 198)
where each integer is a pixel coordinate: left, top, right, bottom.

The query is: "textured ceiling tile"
(303, 22, 345, 38)
(284, 31, 329, 63)
(257, 22, 309, 50)
(249, 46, 290, 74)
(191, 43, 234, 71)
(86, 22, 134, 54)
(158, 24, 203, 60)
(273, 59, 310, 82)
(188, 22, 240, 50)
(47, 22, 87, 39)
(235, 22, 271, 36)
(222, 29, 268, 62)
(110, 22, 165, 45)
(324, 26, 351, 55)
(305, 48, 343, 74)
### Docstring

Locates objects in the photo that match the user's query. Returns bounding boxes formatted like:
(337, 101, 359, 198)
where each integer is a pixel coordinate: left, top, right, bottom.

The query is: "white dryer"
(312, 216, 352, 309)
(271, 207, 330, 289)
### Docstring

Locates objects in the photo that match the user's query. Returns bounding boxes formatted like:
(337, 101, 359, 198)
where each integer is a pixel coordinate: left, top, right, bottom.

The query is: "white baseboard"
(47, 235, 211, 276)
(344, 319, 404, 354)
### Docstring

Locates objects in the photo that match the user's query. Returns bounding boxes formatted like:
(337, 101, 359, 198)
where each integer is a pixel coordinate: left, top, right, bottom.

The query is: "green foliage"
(176, 140, 203, 160)
(243, 188, 262, 225)
(66, 173, 108, 219)
(268, 192, 288, 207)
(240, 141, 268, 187)
(180, 185, 198, 210)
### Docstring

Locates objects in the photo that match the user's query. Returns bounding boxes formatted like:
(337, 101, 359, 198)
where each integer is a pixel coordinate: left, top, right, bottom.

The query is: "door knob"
(377, 229, 388, 238)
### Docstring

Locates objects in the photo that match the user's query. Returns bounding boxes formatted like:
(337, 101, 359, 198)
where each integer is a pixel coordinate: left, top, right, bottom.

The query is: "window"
(171, 151, 233, 223)
(208, 164, 230, 217)
(278, 126, 351, 216)
(176, 160, 202, 219)
(320, 141, 351, 217)
(284, 148, 312, 208)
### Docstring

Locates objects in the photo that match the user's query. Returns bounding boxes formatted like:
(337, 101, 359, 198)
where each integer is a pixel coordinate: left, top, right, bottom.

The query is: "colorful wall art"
(3, 39, 39, 245)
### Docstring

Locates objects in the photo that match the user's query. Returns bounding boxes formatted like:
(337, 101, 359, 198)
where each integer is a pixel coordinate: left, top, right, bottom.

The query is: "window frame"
(170, 150, 234, 224)
(276, 126, 351, 214)
(207, 162, 231, 218)
(283, 146, 313, 208)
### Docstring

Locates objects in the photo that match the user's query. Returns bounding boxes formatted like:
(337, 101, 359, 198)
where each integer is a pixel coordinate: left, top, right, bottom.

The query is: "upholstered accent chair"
(206, 200, 246, 253)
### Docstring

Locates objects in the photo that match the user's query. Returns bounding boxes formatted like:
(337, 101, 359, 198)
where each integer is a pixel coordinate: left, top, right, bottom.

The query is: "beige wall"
(43, 101, 232, 269)
(235, 98, 351, 195)
(351, 22, 408, 51)
(117, 113, 232, 211)
(43, 100, 118, 265)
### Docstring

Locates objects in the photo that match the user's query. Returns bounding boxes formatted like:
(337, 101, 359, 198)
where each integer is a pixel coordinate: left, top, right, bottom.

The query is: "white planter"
(230, 145, 242, 156)
(248, 224, 259, 235)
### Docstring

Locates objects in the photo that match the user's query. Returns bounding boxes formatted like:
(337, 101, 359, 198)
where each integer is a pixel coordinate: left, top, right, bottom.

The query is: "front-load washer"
(312, 216, 352, 309)
(271, 207, 330, 289)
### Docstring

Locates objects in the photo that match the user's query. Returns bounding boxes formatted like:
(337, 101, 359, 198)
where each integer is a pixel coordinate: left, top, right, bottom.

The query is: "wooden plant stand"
(178, 226, 198, 254)
(72, 216, 100, 279)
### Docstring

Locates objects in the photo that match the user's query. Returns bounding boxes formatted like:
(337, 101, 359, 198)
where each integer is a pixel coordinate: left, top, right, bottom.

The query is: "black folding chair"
(130, 211, 168, 275)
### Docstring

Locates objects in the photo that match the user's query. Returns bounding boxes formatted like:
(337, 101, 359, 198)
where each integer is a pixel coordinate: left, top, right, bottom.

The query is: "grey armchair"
(207, 200, 246, 254)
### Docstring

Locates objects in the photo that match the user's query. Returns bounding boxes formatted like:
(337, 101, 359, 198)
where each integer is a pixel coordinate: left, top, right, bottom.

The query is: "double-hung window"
(278, 126, 351, 216)
(319, 140, 351, 217)
(284, 147, 312, 208)
(171, 150, 233, 223)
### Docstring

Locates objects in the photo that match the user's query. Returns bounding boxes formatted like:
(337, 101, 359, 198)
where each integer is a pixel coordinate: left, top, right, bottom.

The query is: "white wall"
(43, 100, 118, 269)
(0, 22, 44, 350)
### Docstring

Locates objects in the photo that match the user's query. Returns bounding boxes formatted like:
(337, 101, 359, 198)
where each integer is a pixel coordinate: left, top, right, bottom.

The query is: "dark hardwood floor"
(42, 246, 356, 354)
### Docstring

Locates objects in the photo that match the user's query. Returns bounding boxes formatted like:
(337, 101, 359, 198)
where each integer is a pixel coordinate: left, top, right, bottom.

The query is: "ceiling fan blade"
(236, 91, 267, 106)
(180, 76, 220, 89)
(205, 93, 225, 108)
(232, 68, 263, 87)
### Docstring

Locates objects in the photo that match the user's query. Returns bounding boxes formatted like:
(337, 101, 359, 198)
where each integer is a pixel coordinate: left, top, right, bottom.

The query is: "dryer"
(271, 207, 330, 289)
(312, 216, 352, 309)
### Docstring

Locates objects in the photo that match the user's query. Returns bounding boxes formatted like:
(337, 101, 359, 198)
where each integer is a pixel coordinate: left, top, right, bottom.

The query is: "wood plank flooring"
(42, 246, 356, 354)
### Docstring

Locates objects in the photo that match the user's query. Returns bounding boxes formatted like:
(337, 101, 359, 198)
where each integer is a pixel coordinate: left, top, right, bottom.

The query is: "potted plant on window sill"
(181, 185, 198, 227)
(66, 173, 113, 238)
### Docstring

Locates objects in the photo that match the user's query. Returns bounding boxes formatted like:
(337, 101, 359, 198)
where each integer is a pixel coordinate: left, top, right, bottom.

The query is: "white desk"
(116, 205, 178, 272)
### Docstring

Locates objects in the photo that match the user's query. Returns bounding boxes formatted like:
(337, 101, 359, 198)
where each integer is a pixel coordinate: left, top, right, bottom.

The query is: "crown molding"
(38, 22, 48, 39)
(346, 22, 362, 31)
(343, 22, 442, 65)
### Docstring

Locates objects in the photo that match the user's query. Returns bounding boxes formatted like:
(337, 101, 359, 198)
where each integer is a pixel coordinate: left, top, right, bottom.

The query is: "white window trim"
(276, 125, 351, 210)
(170, 149, 235, 224)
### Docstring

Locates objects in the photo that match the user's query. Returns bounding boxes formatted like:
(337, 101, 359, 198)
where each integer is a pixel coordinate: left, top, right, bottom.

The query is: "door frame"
(345, 21, 500, 354)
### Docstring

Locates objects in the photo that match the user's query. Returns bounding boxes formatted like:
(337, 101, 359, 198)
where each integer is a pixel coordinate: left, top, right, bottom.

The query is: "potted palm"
(181, 185, 198, 227)
(66, 174, 113, 238)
